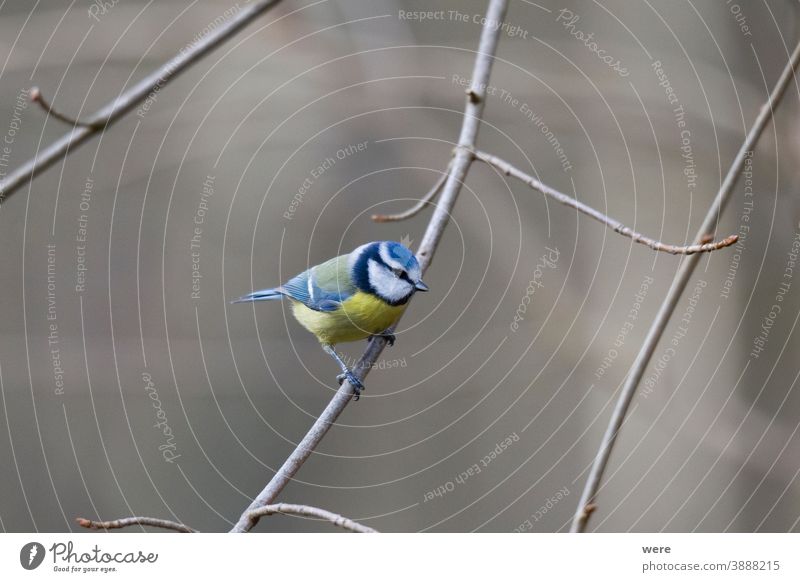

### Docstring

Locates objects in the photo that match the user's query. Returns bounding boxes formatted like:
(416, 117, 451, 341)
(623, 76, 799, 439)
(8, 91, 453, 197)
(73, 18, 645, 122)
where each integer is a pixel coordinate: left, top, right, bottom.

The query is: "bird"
(232, 241, 429, 399)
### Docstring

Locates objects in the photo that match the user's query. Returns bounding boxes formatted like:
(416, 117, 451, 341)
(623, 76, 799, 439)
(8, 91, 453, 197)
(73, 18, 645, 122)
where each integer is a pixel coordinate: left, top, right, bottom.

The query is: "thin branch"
(229, 0, 510, 533)
(571, 38, 800, 533)
(248, 503, 377, 533)
(30, 87, 98, 128)
(473, 150, 739, 255)
(76, 516, 196, 533)
(371, 163, 451, 222)
(0, 0, 284, 205)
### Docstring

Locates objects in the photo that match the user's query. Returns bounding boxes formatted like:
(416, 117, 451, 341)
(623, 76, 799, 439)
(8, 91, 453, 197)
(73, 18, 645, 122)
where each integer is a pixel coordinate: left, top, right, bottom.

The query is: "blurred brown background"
(1, 0, 799, 532)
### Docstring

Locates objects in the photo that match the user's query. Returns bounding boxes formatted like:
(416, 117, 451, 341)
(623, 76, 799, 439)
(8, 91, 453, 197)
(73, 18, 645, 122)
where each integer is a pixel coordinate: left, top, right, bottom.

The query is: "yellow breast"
(290, 292, 406, 345)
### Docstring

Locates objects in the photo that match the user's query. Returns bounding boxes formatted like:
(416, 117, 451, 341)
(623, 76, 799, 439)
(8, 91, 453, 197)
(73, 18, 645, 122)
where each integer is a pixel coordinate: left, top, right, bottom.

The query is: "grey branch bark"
(76, 516, 195, 533)
(247, 503, 377, 533)
(372, 163, 451, 222)
(570, 38, 800, 533)
(473, 150, 739, 255)
(0, 0, 284, 205)
(229, 0, 510, 533)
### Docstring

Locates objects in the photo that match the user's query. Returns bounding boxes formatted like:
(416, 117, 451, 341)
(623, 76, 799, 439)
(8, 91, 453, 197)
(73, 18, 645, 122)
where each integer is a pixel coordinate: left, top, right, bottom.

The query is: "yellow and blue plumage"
(232, 241, 428, 398)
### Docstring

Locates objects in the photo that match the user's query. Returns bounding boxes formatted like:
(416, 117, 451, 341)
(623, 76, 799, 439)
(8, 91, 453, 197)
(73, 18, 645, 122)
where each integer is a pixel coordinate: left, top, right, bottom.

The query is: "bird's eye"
(392, 267, 403, 277)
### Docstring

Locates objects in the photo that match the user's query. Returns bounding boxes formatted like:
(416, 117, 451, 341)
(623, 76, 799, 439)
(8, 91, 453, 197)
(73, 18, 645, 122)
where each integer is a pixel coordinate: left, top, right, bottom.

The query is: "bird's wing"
(280, 254, 355, 312)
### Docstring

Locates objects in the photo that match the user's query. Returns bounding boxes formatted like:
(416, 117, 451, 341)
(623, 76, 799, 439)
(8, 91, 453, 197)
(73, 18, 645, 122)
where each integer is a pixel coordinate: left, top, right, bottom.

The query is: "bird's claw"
(336, 371, 365, 400)
(370, 332, 396, 346)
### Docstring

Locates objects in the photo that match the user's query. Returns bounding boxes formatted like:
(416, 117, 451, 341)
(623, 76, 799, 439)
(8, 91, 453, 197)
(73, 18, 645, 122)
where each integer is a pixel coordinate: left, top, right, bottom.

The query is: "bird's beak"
(415, 280, 429, 292)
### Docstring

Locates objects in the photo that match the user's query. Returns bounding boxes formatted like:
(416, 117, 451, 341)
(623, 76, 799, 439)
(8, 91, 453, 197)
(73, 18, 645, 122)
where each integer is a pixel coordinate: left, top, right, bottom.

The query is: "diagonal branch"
(0, 0, 284, 205)
(473, 150, 738, 255)
(371, 163, 451, 223)
(247, 503, 377, 533)
(229, 0, 510, 533)
(570, 38, 800, 532)
(76, 516, 196, 533)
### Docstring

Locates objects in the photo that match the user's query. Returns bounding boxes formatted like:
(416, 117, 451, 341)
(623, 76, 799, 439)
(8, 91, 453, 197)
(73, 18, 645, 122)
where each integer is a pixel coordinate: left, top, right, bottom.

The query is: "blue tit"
(232, 241, 429, 398)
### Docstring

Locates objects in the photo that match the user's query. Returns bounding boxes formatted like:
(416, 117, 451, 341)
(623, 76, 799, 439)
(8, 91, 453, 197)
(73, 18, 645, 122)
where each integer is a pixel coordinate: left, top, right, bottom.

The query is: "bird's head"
(349, 241, 429, 305)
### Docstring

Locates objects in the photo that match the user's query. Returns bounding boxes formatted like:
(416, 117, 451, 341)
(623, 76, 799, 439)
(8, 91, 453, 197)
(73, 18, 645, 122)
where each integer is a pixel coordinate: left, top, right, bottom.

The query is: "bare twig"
(229, 0, 510, 533)
(0, 0, 284, 205)
(371, 163, 451, 222)
(570, 38, 800, 532)
(76, 516, 196, 533)
(473, 150, 738, 255)
(247, 503, 377, 533)
(30, 87, 98, 128)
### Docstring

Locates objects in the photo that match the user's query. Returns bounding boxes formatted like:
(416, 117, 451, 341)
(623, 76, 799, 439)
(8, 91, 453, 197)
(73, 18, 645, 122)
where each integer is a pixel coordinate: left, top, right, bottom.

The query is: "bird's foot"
(370, 332, 396, 346)
(337, 371, 365, 400)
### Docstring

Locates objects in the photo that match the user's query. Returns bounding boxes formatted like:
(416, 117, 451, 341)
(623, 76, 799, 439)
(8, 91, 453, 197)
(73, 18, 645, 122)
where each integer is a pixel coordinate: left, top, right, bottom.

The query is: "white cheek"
(367, 260, 413, 303)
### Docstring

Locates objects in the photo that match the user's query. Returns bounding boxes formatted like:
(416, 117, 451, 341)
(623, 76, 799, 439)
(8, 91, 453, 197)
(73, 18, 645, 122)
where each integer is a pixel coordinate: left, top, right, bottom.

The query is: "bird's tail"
(230, 287, 285, 304)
